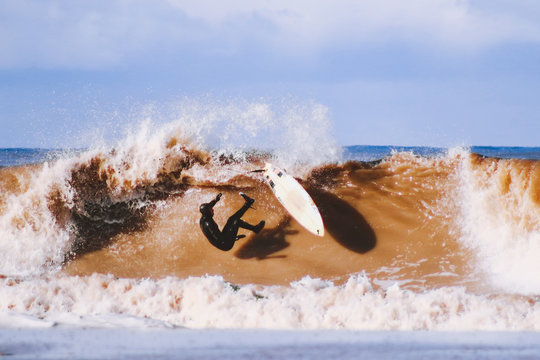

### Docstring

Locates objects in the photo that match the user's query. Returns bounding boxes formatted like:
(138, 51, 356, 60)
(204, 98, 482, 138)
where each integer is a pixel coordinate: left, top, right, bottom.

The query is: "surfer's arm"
(207, 193, 222, 208)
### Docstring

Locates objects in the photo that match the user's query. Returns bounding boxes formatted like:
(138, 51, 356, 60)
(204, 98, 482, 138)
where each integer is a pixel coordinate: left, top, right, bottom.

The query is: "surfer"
(199, 192, 265, 251)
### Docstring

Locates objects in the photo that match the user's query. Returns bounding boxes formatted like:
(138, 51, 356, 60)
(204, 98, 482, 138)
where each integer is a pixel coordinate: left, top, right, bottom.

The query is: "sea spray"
(134, 98, 342, 172)
(455, 150, 540, 294)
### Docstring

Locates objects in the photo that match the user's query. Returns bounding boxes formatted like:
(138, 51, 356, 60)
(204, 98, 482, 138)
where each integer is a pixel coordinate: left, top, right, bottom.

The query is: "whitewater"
(0, 101, 539, 337)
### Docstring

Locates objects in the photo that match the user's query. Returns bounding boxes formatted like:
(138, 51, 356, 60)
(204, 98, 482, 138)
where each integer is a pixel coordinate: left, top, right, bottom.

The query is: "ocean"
(0, 121, 539, 358)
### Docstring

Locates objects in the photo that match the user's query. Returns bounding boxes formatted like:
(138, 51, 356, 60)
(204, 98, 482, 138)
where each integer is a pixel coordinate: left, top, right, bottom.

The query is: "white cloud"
(168, 0, 540, 49)
(1, 0, 540, 69)
(0, 0, 189, 69)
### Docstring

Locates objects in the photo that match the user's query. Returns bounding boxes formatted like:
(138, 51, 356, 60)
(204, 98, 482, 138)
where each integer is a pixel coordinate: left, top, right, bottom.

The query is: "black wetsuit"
(199, 193, 264, 251)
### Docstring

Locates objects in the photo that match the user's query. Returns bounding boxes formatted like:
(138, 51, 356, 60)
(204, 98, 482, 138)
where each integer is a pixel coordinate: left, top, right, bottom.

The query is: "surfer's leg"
(230, 194, 254, 219)
(222, 193, 262, 238)
(222, 216, 242, 240)
(239, 192, 254, 204)
(223, 217, 264, 239)
(237, 219, 265, 234)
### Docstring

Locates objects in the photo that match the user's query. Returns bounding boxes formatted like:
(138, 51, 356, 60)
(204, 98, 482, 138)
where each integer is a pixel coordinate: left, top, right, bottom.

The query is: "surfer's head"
(199, 203, 214, 216)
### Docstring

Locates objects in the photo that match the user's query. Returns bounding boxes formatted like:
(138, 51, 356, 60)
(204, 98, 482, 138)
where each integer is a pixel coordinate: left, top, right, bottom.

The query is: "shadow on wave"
(306, 162, 377, 254)
(307, 187, 376, 254)
(235, 217, 294, 260)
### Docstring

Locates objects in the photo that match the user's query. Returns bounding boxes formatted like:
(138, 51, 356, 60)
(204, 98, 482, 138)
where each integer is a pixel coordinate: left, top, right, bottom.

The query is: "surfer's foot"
(235, 234, 246, 241)
(253, 220, 265, 234)
(240, 192, 255, 206)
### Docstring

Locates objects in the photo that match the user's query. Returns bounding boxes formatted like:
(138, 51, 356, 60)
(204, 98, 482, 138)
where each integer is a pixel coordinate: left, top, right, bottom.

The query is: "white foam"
(0, 274, 538, 330)
(0, 159, 75, 276)
(455, 150, 540, 294)
(0, 312, 55, 328)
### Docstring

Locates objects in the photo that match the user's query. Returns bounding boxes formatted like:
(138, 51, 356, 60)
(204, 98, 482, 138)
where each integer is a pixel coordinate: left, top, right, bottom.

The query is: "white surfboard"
(261, 163, 324, 236)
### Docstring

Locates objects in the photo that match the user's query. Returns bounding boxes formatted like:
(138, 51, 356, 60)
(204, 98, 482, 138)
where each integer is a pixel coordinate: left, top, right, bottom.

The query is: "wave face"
(0, 108, 539, 330)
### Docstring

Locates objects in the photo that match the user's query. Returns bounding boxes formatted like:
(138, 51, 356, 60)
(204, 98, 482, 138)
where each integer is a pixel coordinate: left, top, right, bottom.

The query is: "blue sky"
(1, 0, 539, 147)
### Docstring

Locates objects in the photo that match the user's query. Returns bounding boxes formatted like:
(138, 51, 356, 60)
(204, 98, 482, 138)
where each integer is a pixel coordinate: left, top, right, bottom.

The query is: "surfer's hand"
(216, 193, 222, 201)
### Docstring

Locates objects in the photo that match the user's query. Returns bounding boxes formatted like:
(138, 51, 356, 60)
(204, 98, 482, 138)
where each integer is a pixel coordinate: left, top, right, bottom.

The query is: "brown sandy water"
(1, 148, 538, 294)
(58, 153, 473, 290)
